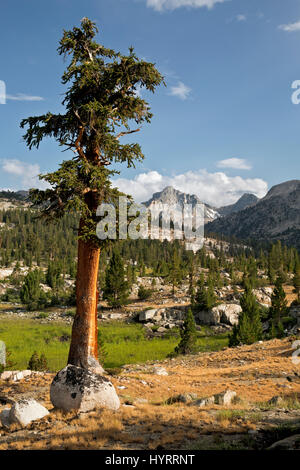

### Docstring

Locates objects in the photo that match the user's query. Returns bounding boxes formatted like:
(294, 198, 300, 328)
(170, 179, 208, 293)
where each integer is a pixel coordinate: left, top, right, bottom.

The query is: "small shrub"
(27, 351, 48, 371)
(138, 286, 153, 300)
(151, 325, 159, 332)
(65, 309, 76, 318)
(37, 312, 49, 319)
(216, 410, 246, 423)
(1, 288, 20, 303)
(39, 353, 48, 371)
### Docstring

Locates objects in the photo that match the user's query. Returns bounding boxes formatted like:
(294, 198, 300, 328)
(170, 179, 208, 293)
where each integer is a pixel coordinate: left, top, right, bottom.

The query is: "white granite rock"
(50, 364, 120, 413)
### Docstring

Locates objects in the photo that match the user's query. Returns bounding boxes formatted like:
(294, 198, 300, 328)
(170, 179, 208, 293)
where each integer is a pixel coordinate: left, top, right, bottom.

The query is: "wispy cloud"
(112, 169, 267, 206)
(236, 14, 246, 22)
(1, 159, 49, 189)
(6, 93, 44, 102)
(227, 14, 247, 24)
(278, 20, 300, 32)
(216, 158, 252, 170)
(146, 0, 227, 12)
(169, 81, 191, 100)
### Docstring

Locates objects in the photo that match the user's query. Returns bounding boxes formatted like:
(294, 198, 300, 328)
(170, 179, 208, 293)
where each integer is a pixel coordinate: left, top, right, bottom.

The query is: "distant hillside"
(218, 193, 259, 217)
(0, 190, 28, 201)
(206, 180, 300, 248)
(0, 190, 29, 210)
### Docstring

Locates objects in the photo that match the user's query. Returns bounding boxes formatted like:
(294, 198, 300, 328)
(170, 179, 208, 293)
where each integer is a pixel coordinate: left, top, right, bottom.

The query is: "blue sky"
(0, 0, 300, 206)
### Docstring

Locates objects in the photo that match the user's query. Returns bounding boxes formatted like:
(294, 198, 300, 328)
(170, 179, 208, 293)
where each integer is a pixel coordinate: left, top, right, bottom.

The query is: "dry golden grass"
(1, 337, 300, 450)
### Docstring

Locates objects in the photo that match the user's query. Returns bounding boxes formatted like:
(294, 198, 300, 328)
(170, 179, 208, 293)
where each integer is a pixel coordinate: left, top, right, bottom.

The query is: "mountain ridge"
(206, 179, 300, 248)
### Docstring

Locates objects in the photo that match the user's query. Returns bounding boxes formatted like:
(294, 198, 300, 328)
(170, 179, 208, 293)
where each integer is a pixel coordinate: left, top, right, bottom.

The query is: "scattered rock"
(165, 323, 176, 329)
(153, 366, 168, 376)
(193, 396, 215, 408)
(214, 390, 237, 406)
(0, 371, 13, 381)
(134, 398, 148, 405)
(108, 313, 123, 320)
(50, 364, 120, 413)
(13, 371, 25, 382)
(9, 399, 49, 427)
(139, 309, 158, 322)
(22, 370, 33, 378)
(167, 393, 198, 404)
(156, 327, 167, 334)
(0, 409, 11, 429)
(268, 434, 300, 450)
(0, 369, 46, 382)
(253, 288, 273, 305)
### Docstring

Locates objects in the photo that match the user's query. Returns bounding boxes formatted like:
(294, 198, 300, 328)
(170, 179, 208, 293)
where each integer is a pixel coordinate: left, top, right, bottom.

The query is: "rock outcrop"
(0, 399, 49, 428)
(195, 303, 242, 326)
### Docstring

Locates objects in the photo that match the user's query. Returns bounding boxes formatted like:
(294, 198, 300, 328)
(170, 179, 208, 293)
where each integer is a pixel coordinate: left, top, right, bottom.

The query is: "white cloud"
(216, 158, 252, 170)
(278, 21, 300, 32)
(169, 81, 191, 100)
(236, 14, 246, 22)
(6, 93, 44, 102)
(112, 169, 267, 207)
(1, 159, 49, 189)
(146, 0, 226, 11)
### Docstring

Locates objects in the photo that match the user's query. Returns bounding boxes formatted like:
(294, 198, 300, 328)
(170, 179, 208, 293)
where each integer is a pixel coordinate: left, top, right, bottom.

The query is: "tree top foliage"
(20, 18, 164, 241)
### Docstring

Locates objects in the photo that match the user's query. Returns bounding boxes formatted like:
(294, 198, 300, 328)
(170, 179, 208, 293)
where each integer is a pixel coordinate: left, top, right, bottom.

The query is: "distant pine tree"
(193, 274, 207, 311)
(188, 260, 195, 306)
(229, 285, 262, 346)
(103, 251, 129, 308)
(206, 277, 216, 310)
(174, 309, 198, 356)
(293, 267, 300, 303)
(46, 261, 62, 289)
(167, 250, 182, 297)
(269, 276, 288, 338)
(20, 269, 43, 310)
(193, 274, 216, 312)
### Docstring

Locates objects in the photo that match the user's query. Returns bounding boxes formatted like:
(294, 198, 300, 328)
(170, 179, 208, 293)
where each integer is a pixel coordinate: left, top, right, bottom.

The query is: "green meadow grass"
(0, 318, 228, 372)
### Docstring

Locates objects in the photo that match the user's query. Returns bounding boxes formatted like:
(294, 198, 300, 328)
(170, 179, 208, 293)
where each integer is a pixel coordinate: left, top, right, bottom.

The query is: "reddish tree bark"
(68, 218, 102, 371)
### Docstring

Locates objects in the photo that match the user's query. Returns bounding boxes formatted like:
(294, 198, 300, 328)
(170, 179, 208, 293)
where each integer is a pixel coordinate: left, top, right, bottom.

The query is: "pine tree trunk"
(68, 218, 102, 371)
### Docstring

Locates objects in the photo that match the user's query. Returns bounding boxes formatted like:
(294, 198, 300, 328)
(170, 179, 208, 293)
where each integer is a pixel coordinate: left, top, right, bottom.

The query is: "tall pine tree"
(20, 18, 163, 370)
